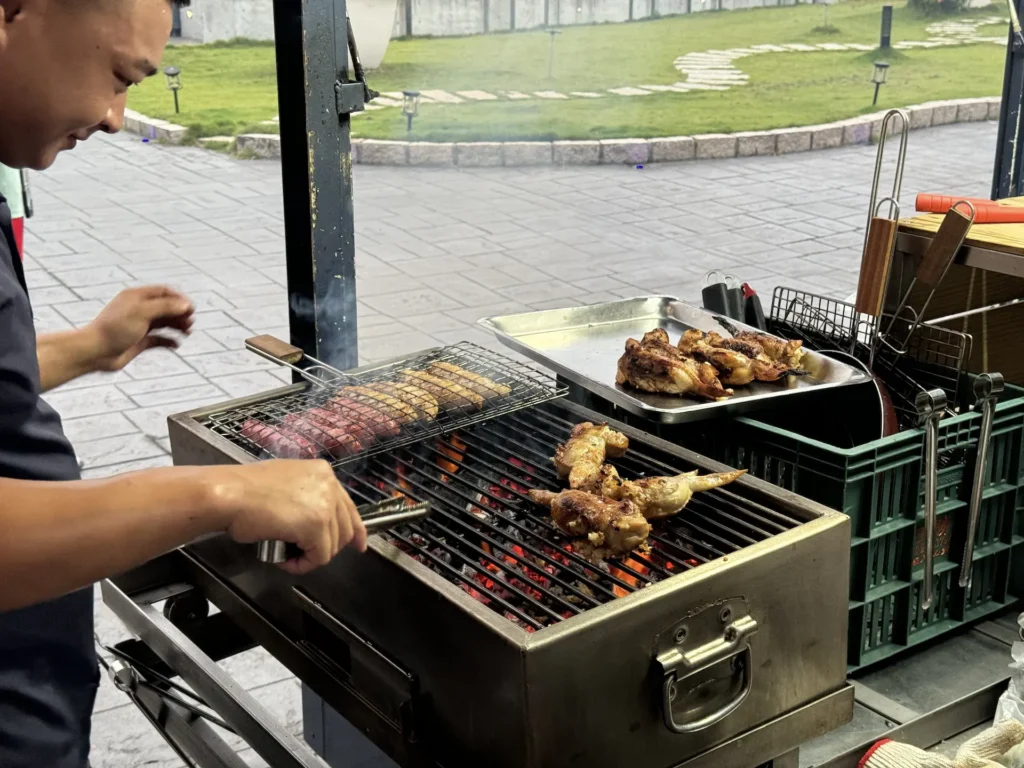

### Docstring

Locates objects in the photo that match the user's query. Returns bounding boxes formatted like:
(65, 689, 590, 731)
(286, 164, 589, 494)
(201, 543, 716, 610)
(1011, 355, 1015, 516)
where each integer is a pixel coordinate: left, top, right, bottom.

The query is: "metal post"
(880, 4, 892, 49)
(992, 0, 1024, 199)
(273, 0, 359, 370)
(173, 90, 180, 114)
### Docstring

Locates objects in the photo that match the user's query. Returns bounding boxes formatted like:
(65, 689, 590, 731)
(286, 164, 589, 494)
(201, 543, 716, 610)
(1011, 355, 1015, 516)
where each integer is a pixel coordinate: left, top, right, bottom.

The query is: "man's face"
(0, 0, 172, 170)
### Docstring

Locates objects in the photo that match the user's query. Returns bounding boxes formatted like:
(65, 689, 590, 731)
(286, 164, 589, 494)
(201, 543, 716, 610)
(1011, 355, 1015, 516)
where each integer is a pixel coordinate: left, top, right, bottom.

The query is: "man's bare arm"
(0, 461, 368, 614)
(37, 328, 102, 392)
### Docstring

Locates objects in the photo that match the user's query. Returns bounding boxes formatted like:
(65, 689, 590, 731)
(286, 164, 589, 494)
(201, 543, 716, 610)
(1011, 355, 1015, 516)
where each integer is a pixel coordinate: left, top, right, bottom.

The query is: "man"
(0, 0, 368, 766)
(0, 163, 25, 256)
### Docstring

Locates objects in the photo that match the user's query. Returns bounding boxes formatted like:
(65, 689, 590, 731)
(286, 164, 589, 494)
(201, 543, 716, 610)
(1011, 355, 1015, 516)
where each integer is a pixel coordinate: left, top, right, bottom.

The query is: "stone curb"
(123, 109, 188, 145)
(127, 97, 1001, 163)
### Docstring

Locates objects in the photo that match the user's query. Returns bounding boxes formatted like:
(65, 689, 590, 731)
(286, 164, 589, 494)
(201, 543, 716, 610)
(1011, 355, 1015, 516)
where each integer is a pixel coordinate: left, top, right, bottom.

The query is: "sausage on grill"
(427, 362, 511, 400)
(283, 411, 365, 458)
(341, 385, 419, 424)
(324, 395, 402, 437)
(240, 419, 318, 459)
(303, 407, 378, 447)
(400, 369, 485, 411)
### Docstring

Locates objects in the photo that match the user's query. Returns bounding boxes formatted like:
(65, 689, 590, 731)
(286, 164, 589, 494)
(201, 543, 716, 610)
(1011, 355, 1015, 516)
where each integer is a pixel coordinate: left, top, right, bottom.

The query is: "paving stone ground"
(19, 120, 997, 766)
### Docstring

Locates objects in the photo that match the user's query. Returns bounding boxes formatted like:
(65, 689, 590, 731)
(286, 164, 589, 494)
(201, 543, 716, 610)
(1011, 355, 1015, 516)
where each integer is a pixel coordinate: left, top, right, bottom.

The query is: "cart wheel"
(163, 592, 209, 625)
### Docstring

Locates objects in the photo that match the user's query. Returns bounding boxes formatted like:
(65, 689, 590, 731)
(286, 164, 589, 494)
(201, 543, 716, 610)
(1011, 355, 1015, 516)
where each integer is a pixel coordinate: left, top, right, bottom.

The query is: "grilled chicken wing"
(617, 337, 733, 400)
(576, 462, 624, 498)
(528, 489, 650, 559)
(617, 469, 747, 520)
(678, 329, 803, 387)
(733, 330, 804, 369)
(553, 422, 629, 490)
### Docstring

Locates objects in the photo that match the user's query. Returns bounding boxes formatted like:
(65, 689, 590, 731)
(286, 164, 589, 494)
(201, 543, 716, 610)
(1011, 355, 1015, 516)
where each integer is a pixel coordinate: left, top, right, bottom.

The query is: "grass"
(128, 0, 1005, 142)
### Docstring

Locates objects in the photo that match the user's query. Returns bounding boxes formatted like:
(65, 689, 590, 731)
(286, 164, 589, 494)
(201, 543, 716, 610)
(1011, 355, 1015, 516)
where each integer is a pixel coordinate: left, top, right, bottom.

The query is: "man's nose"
(100, 94, 127, 134)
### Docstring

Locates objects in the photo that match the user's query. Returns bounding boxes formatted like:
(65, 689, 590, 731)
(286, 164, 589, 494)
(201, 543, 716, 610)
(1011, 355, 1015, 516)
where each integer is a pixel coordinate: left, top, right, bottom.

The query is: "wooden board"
(900, 196, 1024, 257)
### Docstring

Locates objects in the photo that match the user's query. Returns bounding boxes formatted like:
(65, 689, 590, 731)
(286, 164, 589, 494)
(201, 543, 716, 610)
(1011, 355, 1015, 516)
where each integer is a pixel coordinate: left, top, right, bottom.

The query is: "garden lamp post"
(164, 66, 183, 114)
(547, 28, 561, 79)
(871, 61, 889, 106)
(402, 90, 420, 132)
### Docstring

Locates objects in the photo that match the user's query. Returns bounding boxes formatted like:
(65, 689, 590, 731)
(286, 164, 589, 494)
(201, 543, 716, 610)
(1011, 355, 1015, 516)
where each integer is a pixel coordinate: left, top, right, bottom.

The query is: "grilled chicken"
(365, 381, 439, 421)
(400, 369, 485, 411)
(677, 329, 803, 387)
(427, 362, 511, 400)
(733, 330, 804, 369)
(617, 469, 747, 519)
(617, 337, 733, 400)
(528, 489, 650, 559)
(576, 462, 625, 498)
(553, 421, 629, 490)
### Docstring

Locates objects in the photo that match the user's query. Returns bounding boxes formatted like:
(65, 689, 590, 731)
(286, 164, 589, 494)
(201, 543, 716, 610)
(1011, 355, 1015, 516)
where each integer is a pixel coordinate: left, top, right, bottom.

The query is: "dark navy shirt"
(0, 195, 98, 768)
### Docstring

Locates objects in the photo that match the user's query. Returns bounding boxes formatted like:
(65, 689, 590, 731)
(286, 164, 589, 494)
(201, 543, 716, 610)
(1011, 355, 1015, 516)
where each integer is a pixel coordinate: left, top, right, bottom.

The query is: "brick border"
(127, 97, 1001, 164)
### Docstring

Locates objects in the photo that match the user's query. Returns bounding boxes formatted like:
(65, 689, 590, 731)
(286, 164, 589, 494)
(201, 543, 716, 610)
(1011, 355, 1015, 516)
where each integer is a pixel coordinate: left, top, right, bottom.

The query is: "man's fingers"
(142, 335, 180, 352)
(139, 285, 188, 301)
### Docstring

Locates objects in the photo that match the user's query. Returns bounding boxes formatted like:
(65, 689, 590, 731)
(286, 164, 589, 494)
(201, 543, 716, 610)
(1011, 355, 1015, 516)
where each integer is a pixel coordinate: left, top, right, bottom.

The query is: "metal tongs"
(256, 498, 432, 564)
(917, 388, 946, 612)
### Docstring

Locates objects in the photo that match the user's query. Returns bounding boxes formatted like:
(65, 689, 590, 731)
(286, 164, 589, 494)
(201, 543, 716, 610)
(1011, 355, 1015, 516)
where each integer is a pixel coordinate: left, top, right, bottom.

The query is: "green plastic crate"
(565, 375, 1024, 671)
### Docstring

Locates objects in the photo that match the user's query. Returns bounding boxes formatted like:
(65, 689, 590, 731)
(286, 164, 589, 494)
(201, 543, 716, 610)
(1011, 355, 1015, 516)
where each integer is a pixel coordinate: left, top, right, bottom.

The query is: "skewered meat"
(553, 422, 629, 489)
(677, 329, 804, 387)
(240, 419, 318, 459)
(365, 381, 439, 421)
(342, 385, 419, 424)
(324, 395, 402, 437)
(616, 338, 733, 400)
(733, 330, 804, 369)
(282, 411, 365, 458)
(427, 361, 511, 400)
(400, 369, 485, 411)
(528, 489, 650, 559)
(617, 469, 747, 520)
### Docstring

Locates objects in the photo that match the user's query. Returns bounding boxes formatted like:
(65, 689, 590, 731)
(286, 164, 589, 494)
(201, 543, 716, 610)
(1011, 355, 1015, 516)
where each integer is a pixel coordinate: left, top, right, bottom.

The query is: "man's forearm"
(0, 467, 232, 612)
(37, 328, 102, 392)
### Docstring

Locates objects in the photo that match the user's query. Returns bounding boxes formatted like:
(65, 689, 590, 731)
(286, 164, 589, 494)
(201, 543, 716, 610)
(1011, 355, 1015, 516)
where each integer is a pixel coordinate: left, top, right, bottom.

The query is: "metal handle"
(244, 335, 348, 389)
(917, 389, 947, 611)
(657, 613, 758, 734)
(257, 500, 431, 564)
(960, 373, 1005, 588)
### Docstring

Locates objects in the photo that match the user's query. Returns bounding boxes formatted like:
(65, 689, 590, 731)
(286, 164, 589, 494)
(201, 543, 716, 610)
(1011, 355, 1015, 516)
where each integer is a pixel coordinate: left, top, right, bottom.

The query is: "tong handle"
(916, 203, 975, 289)
(960, 373, 1005, 589)
(917, 388, 947, 612)
(246, 335, 305, 365)
(855, 217, 897, 318)
(256, 500, 431, 564)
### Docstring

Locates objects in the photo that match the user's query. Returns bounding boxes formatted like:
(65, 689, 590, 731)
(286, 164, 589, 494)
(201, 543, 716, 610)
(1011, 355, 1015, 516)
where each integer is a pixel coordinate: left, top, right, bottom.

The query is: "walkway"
(18, 120, 997, 766)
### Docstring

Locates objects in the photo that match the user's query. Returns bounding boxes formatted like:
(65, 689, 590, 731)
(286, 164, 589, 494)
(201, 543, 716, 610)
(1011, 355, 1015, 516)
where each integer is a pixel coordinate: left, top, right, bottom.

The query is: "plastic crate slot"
(867, 530, 907, 593)
(909, 569, 953, 635)
(863, 593, 898, 652)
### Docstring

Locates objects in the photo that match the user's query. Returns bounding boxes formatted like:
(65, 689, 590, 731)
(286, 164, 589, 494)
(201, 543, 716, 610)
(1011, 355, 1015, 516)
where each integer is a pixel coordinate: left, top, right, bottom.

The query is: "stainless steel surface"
(917, 389, 946, 611)
(200, 340, 566, 464)
(168, 396, 853, 768)
(100, 577, 327, 768)
(960, 373, 1006, 588)
(256, 540, 288, 563)
(478, 296, 869, 424)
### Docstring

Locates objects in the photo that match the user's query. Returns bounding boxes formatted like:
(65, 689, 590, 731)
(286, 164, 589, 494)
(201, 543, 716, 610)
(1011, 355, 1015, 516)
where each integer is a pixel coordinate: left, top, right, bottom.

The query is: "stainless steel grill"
(202, 341, 566, 465)
(334, 404, 801, 631)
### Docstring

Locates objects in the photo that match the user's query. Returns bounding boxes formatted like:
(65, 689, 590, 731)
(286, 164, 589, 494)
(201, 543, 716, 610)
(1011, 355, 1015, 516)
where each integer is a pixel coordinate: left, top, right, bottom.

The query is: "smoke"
(289, 276, 359, 371)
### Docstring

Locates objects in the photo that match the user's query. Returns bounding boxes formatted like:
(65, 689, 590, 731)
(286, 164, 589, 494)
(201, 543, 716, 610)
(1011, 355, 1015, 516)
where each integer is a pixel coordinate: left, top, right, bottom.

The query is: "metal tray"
(478, 296, 871, 423)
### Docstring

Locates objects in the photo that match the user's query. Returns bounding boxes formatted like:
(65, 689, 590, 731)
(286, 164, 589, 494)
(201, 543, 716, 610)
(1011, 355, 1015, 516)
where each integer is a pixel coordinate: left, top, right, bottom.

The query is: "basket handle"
(917, 389, 947, 612)
(959, 374, 1005, 589)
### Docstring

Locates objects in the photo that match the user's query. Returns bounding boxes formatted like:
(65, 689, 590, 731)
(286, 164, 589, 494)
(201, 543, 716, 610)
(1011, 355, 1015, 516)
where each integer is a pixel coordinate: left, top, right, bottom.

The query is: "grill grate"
(327, 402, 802, 631)
(202, 342, 566, 466)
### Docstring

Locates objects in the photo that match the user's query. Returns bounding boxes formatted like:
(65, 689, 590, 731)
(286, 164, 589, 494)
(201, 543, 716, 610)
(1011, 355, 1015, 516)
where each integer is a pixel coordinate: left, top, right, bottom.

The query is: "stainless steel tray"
(478, 296, 871, 424)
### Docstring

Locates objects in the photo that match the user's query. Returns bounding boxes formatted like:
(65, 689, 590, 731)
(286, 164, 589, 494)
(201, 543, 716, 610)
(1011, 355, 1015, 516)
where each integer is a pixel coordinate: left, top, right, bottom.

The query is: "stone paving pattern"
(17, 120, 996, 766)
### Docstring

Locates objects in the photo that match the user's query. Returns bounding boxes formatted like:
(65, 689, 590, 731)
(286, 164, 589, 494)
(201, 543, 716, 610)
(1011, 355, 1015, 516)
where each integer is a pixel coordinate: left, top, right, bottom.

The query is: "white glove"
(954, 720, 1024, 767)
(860, 739, 954, 768)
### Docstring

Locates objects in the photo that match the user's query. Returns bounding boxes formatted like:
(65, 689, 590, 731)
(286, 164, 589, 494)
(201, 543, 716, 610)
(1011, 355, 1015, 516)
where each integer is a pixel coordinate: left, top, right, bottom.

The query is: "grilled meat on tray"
(529, 489, 650, 560)
(616, 337, 733, 400)
(677, 329, 804, 387)
(732, 330, 804, 369)
(553, 422, 629, 490)
(240, 419, 318, 459)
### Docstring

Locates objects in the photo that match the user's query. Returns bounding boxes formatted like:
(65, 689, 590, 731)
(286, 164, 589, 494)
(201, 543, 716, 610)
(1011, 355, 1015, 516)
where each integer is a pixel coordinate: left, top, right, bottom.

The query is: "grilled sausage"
(426, 362, 511, 400)
(324, 395, 402, 437)
(399, 369, 485, 411)
(283, 411, 365, 458)
(341, 385, 419, 424)
(365, 382, 439, 421)
(240, 419, 318, 459)
(303, 407, 378, 446)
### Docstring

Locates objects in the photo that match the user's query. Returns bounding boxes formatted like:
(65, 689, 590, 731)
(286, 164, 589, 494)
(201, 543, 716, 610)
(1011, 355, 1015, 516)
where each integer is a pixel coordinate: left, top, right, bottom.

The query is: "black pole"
(873, 83, 880, 106)
(992, 0, 1024, 199)
(880, 5, 892, 49)
(273, 0, 358, 369)
(404, 0, 413, 35)
(173, 91, 179, 114)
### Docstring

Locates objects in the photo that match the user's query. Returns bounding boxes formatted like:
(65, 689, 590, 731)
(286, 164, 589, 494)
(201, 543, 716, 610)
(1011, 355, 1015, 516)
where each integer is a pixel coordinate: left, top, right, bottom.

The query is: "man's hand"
(85, 286, 194, 372)
(215, 460, 368, 575)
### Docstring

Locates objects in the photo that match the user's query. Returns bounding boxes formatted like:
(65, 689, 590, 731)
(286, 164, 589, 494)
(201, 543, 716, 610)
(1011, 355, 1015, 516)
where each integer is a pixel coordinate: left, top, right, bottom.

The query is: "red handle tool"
(916, 194, 1024, 224)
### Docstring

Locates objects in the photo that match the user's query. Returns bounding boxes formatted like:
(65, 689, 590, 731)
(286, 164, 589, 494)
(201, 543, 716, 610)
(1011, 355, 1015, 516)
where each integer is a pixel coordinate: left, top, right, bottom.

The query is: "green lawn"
(129, 0, 1006, 142)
